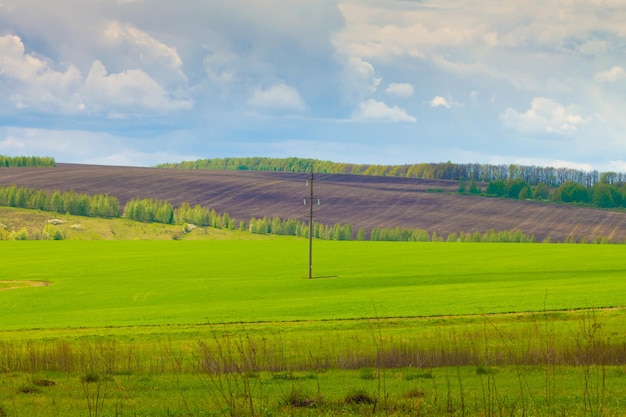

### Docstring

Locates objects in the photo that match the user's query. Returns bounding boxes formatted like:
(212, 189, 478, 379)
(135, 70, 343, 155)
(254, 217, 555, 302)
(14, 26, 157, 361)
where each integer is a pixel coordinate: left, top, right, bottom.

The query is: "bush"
(42, 224, 63, 240)
(359, 367, 376, 380)
(345, 388, 376, 405)
(404, 370, 433, 380)
(80, 373, 101, 383)
(282, 389, 321, 408)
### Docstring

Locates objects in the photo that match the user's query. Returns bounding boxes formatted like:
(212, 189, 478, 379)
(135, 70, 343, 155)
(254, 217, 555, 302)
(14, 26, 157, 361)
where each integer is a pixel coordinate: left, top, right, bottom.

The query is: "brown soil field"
(2, 163, 626, 242)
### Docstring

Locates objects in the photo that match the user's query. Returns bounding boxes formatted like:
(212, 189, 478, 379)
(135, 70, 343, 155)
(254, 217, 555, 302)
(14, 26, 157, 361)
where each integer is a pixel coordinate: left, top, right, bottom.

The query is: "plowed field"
(2, 163, 626, 242)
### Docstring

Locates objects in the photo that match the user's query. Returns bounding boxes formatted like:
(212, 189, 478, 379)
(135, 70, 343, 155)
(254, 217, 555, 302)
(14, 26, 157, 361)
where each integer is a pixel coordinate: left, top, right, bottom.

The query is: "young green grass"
(1, 240, 625, 330)
(4, 210, 626, 416)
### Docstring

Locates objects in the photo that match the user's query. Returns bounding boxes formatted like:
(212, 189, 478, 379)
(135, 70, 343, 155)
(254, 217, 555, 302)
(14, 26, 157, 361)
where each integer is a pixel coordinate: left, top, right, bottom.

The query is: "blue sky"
(1, 0, 625, 171)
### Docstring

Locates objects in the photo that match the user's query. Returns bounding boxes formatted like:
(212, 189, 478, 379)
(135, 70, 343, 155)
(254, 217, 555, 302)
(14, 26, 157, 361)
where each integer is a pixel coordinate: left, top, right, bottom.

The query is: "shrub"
(345, 388, 376, 405)
(404, 370, 434, 380)
(404, 388, 426, 398)
(18, 385, 41, 394)
(80, 373, 101, 383)
(359, 367, 376, 380)
(42, 224, 63, 240)
(282, 389, 321, 408)
(475, 365, 496, 375)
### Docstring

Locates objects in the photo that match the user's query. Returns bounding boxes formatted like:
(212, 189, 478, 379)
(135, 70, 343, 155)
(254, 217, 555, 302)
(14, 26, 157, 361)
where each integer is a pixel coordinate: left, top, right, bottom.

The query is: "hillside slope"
(2, 163, 626, 242)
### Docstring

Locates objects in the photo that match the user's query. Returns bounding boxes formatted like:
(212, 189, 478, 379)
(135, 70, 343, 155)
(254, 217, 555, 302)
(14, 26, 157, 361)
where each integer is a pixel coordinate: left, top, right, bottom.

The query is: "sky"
(1, 0, 626, 171)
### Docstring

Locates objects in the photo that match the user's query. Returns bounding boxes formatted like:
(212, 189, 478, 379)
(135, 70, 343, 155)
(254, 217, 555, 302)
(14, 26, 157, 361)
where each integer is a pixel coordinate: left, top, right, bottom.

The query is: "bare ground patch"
(0, 281, 51, 291)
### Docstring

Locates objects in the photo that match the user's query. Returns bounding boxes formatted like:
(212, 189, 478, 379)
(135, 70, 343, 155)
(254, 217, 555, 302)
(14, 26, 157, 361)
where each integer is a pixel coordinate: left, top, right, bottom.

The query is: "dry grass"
(0, 206, 275, 240)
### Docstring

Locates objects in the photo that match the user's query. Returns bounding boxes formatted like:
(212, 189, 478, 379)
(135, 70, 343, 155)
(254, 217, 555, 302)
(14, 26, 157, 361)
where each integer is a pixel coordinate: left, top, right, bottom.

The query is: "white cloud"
(595, 66, 626, 82)
(0, 34, 84, 112)
(85, 150, 195, 167)
(247, 84, 307, 112)
(83, 60, 192, 117)
(342, 56, 381, 98)
(203, 47, 241, 86)
(0, 126, 198, 166)
(500, 97, 588, 134)
(2, 1, 626, 169)
(105, 21, 183, 70)
(352, 99, 416, 122)
(0, 34, 191, 117)
(602, 160, 626, 173)
(0, 34, 45, 80)
(385, 83, 414, 98)
(0, 127, 100, 155)
(335, 1, 488, 60)
(430, 96, 451, 109)
(577, 39, 608, 55)
(489, 155, 594, 172)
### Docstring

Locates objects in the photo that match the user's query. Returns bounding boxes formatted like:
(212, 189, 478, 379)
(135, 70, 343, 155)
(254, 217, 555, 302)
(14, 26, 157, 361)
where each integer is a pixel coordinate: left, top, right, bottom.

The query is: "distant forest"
(0, 155, 55, 168)
(156, 157, 626, 188)
(157, 157, 626, 211)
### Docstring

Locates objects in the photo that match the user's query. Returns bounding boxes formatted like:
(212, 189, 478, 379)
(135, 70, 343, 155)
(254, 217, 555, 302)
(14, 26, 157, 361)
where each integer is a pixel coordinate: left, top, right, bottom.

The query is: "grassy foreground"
(2, 240, 626, 415)
(2, 240, 626, 330)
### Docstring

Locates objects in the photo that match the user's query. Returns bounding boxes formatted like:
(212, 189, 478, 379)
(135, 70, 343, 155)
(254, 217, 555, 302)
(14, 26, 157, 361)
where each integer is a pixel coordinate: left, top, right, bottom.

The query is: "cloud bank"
(0, 0, 624, 170)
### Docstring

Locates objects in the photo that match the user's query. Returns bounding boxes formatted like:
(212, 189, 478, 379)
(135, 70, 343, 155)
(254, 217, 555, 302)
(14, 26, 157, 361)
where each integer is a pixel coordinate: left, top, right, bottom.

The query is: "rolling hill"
(2, 163, 626, 242)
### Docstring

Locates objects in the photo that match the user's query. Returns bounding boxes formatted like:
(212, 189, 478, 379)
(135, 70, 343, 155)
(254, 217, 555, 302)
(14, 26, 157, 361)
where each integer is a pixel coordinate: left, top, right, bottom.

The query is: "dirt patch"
(0, 281, 51, 291)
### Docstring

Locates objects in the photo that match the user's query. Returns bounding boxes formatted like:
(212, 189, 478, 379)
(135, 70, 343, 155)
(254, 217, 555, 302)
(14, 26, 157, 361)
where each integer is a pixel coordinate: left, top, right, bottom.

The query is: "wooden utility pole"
(305, 169, 318, 279)
(307, 171, 314, 279)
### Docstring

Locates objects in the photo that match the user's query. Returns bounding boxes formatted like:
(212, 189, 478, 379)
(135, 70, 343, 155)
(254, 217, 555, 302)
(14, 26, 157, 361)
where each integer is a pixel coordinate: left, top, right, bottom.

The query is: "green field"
(1, 240, 626, 330)
(2, 240, 626, 416)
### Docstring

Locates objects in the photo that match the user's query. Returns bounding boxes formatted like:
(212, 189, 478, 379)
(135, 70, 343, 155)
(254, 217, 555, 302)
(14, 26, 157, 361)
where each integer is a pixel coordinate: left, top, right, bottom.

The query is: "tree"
(458, 178, 467, 193)
(486, 180, 507, 197)
(50, 191, 64, 213)
(469, 179, 481, 195)
(592, 183, 618, 208)
(507, 179, 528, 199)
(553, 181, 590, 204)
(518, 186, 532, 200)
(532, 182, 551, 200)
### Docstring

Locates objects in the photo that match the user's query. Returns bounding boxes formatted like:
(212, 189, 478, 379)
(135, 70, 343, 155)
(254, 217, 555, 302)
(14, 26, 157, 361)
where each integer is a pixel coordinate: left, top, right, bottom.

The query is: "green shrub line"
(483, 178, 626, 209)
(0, 155, 55, 168)
(0, 184, 619, 243)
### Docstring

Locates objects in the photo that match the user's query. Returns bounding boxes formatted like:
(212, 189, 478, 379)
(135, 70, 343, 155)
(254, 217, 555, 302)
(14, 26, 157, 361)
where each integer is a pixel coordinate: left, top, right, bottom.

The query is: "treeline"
(249, 216, 353, 240)
(0, 155, 55, 168)
(156, 157, 623, 188)
(0, 185, 120, 217)
(485, 178, 626, 209)
(0, 184, 620, 243)
(370, 227, 535, 243)
(0, 189, 354, 240)
(122, 199, 355, 240)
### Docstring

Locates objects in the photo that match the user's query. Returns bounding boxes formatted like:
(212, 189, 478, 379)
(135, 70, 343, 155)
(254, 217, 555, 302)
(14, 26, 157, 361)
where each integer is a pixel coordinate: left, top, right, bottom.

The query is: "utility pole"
(304, 169, 319, 279)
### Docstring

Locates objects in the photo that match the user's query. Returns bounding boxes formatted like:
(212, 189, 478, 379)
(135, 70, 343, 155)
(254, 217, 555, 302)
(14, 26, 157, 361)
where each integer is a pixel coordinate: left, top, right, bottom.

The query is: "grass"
(2, 232, 626, 414)
(1, 240, 625, 330)
(0, 206, 273, 241)
(1, 364, 624, 416)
